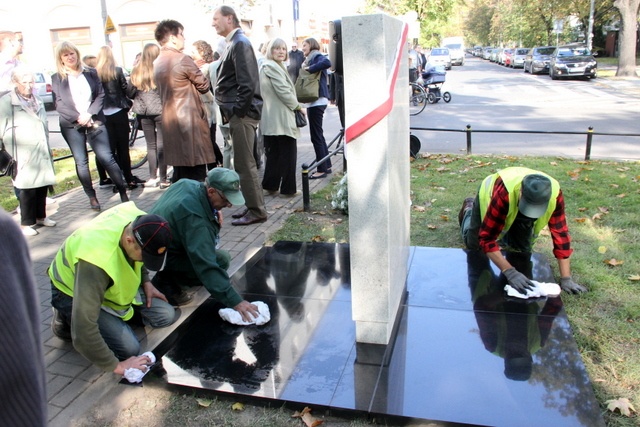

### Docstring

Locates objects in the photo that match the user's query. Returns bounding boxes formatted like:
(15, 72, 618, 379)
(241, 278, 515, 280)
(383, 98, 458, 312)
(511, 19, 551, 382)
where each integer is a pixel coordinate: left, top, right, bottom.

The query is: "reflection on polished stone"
(161, 242, 604, 426)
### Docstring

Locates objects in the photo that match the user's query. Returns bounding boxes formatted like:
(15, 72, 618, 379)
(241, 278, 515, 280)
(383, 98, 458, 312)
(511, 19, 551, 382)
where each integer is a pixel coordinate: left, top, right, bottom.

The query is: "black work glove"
(502, 267, 534, 295)
(560, 276, 587, 294)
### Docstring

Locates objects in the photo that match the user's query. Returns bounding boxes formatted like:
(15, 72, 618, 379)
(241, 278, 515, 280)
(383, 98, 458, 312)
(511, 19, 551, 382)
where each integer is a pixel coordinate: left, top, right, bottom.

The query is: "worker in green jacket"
(49, 202, 178, 375)
(150, 168, 259, 322)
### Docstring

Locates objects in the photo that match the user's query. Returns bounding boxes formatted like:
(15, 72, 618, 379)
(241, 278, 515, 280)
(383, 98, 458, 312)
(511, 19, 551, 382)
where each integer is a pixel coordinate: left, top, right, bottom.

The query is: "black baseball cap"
(131, 214, 171, 271)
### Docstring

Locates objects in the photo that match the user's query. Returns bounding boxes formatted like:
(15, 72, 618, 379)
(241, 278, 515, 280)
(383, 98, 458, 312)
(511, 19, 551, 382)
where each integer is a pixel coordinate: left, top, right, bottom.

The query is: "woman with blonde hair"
(127, 43, 169, 187)
(51, 41, 128, 210)
(259, 38, 303, 197)
(96, 45, 142, 189)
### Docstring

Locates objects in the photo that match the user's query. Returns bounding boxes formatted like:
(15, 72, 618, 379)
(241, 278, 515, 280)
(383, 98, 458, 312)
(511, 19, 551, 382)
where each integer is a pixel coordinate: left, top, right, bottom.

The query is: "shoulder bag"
(294, 68, 320, 103)
(0, 106, 17, 178)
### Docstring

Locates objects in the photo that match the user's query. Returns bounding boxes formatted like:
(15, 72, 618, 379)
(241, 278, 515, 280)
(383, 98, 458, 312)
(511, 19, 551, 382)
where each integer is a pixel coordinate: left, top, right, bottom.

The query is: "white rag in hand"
(504, 280, 561, 299)
(123, 351, 156, 383)
(218, 301, 271, 325)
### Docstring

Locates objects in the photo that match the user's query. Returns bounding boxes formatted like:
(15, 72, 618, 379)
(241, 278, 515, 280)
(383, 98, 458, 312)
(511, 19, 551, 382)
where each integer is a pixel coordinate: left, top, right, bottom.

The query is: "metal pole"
(466, 124, 472, 154)
(301, 163, 311, 212)
(587, 0, 595, 51)
(100, 0, 109, 45)
(585, 126, 593, 160)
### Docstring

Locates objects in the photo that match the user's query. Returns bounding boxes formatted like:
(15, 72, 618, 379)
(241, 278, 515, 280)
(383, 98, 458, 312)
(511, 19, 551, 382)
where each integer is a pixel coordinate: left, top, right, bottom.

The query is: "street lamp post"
(100, 0, 110, 44)
(587, 0, 595, 51)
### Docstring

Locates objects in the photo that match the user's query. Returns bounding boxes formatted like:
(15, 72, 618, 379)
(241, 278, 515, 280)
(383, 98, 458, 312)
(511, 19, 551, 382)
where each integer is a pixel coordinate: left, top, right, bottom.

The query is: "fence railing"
(300, 128, 345, 212)
(410, 125, 640, 161)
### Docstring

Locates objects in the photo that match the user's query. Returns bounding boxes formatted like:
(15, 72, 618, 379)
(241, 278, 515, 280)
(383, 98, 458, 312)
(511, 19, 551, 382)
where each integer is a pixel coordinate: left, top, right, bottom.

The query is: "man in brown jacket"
(154, 19, 215, 182)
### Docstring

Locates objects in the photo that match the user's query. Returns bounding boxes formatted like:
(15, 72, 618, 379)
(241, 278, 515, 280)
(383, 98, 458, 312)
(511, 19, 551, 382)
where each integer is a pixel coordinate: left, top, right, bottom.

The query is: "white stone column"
(343, 14, 410, 344)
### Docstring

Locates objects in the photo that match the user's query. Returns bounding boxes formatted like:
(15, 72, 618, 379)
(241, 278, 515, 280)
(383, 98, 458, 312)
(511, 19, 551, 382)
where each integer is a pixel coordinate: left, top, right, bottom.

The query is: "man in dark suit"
(212, 5, 267, 226)
(287, 42, 304, 83)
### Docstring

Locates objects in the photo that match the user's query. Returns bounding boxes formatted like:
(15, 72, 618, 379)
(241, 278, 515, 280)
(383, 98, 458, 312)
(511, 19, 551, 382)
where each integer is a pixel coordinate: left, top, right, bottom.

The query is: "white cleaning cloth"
(123, 351, 156, 383)
(219, 301, 271, 325)
(504, 280, 561, 299)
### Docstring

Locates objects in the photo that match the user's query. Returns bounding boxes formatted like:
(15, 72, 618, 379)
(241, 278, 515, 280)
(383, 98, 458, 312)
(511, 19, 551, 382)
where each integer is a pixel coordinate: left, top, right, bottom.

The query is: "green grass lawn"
(270, 154, 640, 427)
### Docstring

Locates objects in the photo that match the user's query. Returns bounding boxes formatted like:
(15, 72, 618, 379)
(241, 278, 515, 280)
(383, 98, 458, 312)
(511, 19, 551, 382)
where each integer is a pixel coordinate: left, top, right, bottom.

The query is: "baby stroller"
(421, 64, 451, 104)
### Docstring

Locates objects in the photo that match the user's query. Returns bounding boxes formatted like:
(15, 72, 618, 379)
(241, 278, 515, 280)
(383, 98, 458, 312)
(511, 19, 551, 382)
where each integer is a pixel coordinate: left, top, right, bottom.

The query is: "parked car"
(446, 43, 465, 66)
(501, 48, 515, 66)
(524, 46, 556, 74)
(34, 72, 54, 109)
(489, 48, 500, 63)
(428, 47, 451, 70)
(549, 44, 597, 80)
(510, 48, 530, 68)
(473, 46, 483, 57)
(482, 47, 494, 60)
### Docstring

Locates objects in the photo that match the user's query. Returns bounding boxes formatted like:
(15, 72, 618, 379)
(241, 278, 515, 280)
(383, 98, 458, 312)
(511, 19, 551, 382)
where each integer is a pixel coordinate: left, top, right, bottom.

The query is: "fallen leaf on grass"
(231, 402, 244, 411)
(598, 207, 609, 213)
(598, 246, 607, 254)
(440, 215, 449, 221)
(627, 275, 640, 281)
(196, 398, 213, 407)
(604, 259, 624, 267)
(617, 167, 630, 172)
(592, 213, 604, 221)
(577, 207, 587, 212)
(435, 167, 449, 173)
(292, 407, 324, 427)
(549, 161, 558, 166)
(574, 218, 587, 223)
(610, 183, 619, 188)
(412, 205, 426, 212)
(427, 224, 437, 229)
(617, 194, 626, 198)
(311, 235, 324, 242)
(605, 397, 636, 417)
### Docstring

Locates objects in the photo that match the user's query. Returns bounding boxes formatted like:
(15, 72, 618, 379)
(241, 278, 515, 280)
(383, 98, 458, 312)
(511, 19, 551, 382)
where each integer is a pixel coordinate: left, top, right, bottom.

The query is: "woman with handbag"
(96, 45, 143, 189)
(300, 37, 332, 180)
(259, 38, 304, 197)
(52, 41, 129, 211)
(0, 67, 56, 236)
(127, 43, 170, 188)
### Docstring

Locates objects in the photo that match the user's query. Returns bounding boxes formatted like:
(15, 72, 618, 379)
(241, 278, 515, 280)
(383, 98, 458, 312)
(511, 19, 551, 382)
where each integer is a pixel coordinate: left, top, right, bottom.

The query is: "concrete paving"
(11, 106, 344, 426)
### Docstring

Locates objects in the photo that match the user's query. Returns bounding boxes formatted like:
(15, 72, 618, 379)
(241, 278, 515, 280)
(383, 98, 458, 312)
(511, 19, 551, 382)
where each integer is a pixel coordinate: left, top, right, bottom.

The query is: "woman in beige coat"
(0, 67, 56, 236)
(259, 38, 303, 197)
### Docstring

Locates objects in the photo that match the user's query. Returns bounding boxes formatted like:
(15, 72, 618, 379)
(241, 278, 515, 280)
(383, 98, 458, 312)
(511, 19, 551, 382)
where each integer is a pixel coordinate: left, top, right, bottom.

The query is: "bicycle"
(128, 113, 148, 169)
(409, 82, 428, 116)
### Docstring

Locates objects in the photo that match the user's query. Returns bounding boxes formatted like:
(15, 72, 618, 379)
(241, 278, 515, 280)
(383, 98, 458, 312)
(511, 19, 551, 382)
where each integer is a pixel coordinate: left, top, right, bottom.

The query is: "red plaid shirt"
(478, 177, 572, 259)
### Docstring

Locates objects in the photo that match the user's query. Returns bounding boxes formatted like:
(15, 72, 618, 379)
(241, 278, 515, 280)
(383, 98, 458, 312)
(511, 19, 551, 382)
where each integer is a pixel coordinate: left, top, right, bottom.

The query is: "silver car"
(34, 72, 54, 109)
(428, 47, 451, 70)
(524, 46, 555, 74)
(511, 48, 530, 68)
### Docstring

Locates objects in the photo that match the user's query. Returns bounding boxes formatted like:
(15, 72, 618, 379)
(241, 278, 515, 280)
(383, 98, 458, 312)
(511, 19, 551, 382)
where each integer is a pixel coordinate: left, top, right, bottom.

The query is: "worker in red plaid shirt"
(458, 167, 587, 295)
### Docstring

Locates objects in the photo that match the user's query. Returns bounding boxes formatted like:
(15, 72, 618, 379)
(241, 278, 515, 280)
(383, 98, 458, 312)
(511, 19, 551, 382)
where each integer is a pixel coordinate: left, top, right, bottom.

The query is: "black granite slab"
(160, 241, 604, 427)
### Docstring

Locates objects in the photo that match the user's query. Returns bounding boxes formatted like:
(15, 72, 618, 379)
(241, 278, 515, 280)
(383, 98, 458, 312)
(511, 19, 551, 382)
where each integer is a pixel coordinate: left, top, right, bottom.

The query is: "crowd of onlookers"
(1, 5, 337, 235)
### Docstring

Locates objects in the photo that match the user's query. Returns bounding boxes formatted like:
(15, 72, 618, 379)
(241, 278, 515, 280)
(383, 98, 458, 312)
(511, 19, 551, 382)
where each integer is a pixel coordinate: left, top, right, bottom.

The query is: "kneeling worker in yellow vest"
(48, 201, 178, 375)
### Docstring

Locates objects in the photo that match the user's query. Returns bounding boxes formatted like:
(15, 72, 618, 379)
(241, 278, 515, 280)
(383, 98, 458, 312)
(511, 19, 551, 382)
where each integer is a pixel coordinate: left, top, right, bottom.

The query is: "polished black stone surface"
(160, 242, 604, 427)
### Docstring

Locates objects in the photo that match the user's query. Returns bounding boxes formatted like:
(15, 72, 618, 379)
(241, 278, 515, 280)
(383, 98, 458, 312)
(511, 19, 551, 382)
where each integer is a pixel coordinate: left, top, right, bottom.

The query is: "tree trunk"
(613, 0, 640, 77)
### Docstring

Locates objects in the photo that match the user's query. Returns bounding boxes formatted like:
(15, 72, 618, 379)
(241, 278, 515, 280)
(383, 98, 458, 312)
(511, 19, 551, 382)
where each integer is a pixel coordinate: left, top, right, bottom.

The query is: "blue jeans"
(60, 124, 127, 199)
(51, 285, 178, 361)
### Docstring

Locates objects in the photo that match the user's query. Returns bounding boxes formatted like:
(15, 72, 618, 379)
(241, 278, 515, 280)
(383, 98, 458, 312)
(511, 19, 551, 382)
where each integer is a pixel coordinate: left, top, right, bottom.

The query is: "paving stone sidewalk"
(13, 106, 344, 426)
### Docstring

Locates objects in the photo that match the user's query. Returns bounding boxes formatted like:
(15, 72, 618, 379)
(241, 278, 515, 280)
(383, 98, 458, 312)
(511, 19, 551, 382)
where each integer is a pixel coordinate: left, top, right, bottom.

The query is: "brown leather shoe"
(231, 212, 267, 226)
(458, 197, 475, 225)
(231, 207, 249, 219)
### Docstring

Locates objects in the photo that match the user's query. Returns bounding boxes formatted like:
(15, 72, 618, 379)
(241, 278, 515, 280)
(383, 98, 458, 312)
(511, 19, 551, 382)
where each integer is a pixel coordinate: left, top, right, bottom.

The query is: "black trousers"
(261, 135, 297, 195)
(18, 186, 47, 226)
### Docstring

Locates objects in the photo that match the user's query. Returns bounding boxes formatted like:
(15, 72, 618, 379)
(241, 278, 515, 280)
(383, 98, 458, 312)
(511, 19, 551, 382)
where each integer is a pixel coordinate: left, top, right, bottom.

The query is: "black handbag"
(295, 110, 307, 128)
(0, 106, 17, 178)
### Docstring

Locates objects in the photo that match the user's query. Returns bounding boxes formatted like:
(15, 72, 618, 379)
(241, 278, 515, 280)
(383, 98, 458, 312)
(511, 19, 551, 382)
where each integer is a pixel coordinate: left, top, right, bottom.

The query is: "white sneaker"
(36, 218, 57, 227)
(145, 178, 159, 187)
(21, 226, 38, 236)
(46, 197, 57, 205)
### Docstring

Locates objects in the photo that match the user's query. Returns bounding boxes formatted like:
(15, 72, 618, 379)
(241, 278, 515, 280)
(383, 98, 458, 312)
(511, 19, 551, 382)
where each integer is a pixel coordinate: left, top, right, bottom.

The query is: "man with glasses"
(0, 31, 23, 95)
(150, 168, 260, 322)
(49, 202, 178, 374)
